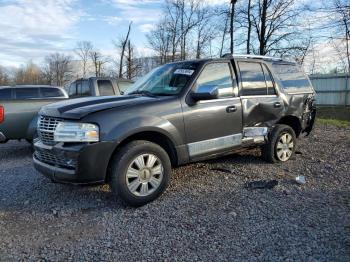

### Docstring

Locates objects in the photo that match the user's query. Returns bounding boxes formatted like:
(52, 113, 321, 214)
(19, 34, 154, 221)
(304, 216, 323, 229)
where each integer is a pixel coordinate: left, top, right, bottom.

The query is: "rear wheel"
(262, 124, 296, 163)
(108, 140, 171, 207)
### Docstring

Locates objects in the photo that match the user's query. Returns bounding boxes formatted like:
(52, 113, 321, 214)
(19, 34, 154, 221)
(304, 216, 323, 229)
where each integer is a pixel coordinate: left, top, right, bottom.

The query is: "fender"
(104, 115, 184, 147)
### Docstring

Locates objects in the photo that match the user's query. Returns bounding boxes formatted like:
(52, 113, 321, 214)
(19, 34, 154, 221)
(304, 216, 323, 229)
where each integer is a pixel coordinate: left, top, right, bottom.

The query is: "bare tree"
(230, 0, 238, 53)
(246, 0, 252, 54)
(14, 62, 47, 85)
(116, 22, 132, 78)
(194, 4, 217, 58)
(251, 0, 296, 55)
(74, 41, 93, 78)
(89, 51, 107, 77)
(146, 20, 171, 64)
(219, 10, 230, 57)
(0, 66, 11, 86)
(44, 53, 72, 86)
(125, 40, 141, 79)
(332, 0, 350, 72)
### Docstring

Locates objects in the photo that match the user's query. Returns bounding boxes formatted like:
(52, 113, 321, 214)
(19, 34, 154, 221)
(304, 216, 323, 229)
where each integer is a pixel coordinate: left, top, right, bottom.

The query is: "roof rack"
(221, 53, 285, 62)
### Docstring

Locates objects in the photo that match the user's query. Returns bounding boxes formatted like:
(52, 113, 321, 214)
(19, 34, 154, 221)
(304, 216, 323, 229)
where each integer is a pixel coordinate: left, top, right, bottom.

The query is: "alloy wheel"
(276, 133, 294, 161)
(125, 154, 164, 197)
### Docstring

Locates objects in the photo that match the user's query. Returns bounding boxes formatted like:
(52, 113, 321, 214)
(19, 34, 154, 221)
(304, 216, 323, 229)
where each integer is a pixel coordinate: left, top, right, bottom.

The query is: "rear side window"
(195, 62, 235, 98)
(41, 88, 65, 98)
(0, 89, 12, 100)
(15, 88, 40, 99)
(238, 62, 267, 96)
(273, 63, 312, 92)
(98, 80, 115, 96)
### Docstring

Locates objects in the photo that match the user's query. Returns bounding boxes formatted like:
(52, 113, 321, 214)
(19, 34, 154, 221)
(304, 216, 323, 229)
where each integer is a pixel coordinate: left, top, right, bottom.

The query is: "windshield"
(126, 62, 199, 96)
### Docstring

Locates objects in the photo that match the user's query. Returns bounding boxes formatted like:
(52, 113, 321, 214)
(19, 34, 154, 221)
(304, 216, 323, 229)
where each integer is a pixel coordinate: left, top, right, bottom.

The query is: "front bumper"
(33, 140, 116, 184)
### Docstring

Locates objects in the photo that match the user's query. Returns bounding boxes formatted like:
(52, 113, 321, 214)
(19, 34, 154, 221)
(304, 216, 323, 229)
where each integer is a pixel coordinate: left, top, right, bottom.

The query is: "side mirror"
(191, 85, 219, 101)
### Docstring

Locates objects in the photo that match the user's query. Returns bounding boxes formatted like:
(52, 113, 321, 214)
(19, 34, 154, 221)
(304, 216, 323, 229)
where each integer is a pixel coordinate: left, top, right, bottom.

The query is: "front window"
(126, 62, 199, 96)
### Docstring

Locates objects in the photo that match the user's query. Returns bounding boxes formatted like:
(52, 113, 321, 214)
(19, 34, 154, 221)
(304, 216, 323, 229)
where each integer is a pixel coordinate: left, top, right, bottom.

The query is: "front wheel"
(108, 140, 171, 207)
(262, 124, 296, 163)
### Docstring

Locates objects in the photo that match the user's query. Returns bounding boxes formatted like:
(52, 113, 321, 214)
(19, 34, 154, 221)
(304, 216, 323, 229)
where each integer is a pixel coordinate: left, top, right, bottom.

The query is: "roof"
(0, 85, 63, 89)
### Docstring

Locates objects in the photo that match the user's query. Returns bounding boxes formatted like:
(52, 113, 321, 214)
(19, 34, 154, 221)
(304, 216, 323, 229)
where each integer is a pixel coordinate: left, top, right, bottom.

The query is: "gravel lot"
(0, 125, 349, 261)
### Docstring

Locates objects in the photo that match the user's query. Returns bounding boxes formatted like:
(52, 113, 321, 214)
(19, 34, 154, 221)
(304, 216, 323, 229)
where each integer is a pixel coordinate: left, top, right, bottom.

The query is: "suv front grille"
(38, 116, 61, 146)
(34, 149, 76, 169)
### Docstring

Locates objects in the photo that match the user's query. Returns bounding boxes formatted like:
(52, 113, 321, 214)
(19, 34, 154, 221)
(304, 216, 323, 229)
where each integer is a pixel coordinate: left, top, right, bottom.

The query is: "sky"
(0, 0, 226, 67)
(0, 0, 347, 74)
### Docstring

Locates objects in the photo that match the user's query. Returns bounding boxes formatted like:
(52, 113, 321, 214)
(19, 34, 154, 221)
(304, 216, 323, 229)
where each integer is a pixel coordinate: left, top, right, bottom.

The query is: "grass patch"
(317, 118, 350, 128)
(317, 106, 350, 121)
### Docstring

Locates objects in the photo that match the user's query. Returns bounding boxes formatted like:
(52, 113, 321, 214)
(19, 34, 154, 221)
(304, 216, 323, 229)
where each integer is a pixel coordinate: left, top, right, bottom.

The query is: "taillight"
(0, 106, 4, 123)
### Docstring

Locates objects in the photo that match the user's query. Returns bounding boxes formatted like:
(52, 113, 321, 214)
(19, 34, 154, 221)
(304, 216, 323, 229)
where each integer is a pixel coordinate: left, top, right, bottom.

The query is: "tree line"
(0, 0, 349, 87)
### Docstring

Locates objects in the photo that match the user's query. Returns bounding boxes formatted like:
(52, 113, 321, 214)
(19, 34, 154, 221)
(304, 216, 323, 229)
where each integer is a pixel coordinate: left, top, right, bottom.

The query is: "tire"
(261, 124, 296, 163)
(108, 140, 171, 207)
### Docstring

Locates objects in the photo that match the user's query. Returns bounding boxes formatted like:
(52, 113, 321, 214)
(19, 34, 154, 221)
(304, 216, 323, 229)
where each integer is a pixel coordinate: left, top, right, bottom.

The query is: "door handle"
(226, 106, 237, 113)
(274, 102, 281, 108)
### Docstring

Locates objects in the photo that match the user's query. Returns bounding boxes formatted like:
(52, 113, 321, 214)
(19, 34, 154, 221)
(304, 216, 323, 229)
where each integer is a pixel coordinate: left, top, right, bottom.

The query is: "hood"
(39, 95, 157, 119)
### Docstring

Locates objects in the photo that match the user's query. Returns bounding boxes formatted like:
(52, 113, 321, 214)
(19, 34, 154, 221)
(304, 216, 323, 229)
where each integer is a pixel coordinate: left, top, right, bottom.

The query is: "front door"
(182, 61, 243, 160)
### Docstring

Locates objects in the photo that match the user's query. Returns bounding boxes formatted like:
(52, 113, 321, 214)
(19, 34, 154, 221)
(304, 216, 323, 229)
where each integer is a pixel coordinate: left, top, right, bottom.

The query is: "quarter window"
(272, 63, 312, 92)
(98, 80, 115, 96)
(195, 63, 235, 98)
(238, 62, 267, 96)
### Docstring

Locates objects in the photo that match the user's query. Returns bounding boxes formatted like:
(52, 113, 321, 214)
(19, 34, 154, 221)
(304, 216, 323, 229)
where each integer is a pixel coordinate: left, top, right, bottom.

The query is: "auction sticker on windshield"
(174, 69, 194, 76)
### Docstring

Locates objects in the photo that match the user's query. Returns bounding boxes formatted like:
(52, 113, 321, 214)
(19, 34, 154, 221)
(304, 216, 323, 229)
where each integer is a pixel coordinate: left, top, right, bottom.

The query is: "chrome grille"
(38, 116, 61, 145)
(34, 149, 76, 169)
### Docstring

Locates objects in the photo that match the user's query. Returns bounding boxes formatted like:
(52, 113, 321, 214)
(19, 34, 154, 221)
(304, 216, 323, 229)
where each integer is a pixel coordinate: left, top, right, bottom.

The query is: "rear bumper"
(33, 140, 116, 184)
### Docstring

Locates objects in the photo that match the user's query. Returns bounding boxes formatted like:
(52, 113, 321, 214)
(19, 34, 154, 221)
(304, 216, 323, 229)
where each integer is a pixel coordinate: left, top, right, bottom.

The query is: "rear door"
(182, 61, 243, 160)
(236, 61, 284, 127)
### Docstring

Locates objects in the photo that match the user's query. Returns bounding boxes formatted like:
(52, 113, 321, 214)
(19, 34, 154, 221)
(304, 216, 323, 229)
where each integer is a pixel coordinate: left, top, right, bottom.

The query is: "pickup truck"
(33, 55, 316, 207)
(0, 85, 68, 143)
(67, 77, 133, 98)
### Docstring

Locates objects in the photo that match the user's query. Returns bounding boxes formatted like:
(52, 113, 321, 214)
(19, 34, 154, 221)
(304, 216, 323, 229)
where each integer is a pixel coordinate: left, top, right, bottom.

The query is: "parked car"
(33, 55, 316, 207)
(0, 85, 68, 143)
(67, 77, 133, 98)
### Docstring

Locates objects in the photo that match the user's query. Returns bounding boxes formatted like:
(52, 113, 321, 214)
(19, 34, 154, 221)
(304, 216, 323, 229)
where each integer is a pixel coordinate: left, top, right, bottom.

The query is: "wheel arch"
(277, 115, 302, 137)
(105, 130, 179, 182)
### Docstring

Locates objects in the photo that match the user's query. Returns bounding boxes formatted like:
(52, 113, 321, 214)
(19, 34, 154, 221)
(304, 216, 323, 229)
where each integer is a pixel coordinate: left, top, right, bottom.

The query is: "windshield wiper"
(128, 90, 158, 97)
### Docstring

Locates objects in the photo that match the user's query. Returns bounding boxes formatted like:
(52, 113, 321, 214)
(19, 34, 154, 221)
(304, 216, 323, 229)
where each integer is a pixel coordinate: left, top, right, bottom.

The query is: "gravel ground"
(0, 125, 349, 261)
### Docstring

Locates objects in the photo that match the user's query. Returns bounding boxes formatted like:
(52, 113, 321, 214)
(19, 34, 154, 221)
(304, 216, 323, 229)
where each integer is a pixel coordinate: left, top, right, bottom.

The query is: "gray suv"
(33, 55, 316, 206)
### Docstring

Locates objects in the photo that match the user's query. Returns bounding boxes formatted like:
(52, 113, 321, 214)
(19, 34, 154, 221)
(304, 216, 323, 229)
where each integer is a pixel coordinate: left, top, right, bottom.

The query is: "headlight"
(54, 122, 99, 142)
